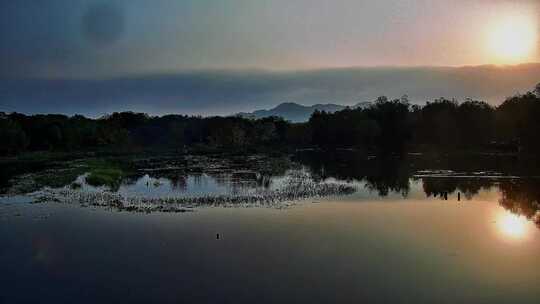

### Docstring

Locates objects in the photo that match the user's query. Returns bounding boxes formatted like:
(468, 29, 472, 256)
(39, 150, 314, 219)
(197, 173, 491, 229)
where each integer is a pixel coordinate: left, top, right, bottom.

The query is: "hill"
(236, 102, 371, 122)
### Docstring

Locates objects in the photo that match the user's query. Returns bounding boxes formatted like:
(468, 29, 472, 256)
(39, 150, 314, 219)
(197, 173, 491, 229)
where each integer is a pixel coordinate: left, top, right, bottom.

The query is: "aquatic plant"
(70, 182, 82, 190)
(85, 168, 123, 188)
(33, 171, 356, 213)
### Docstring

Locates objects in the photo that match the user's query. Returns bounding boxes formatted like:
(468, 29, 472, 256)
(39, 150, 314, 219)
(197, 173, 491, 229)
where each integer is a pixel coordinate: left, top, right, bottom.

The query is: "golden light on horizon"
(497, 212, 529, 239)
(486, 15, 538, 64)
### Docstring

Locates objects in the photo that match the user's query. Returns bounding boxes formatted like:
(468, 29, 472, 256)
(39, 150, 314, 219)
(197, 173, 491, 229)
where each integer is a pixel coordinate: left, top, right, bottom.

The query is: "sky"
(1, 0, 539, 116)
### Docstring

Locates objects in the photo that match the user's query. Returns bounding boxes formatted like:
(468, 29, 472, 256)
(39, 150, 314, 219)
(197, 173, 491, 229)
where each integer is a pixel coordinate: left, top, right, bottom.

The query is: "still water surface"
(1, 154, 539, 303)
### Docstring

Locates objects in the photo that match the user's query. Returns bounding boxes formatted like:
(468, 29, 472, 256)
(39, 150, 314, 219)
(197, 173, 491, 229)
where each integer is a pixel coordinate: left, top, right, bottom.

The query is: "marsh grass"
(2, 157, 132, 194)
(6, 154, 358, 213)
(34, 170, 357, 212)
(70, 182, 82, 189)
(85, 168, 124, 188)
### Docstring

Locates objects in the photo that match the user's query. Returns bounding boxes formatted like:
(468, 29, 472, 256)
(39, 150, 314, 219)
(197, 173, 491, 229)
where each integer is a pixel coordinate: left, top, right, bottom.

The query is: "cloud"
(1, 64, 539, 117)
(1, 0, 539, 79)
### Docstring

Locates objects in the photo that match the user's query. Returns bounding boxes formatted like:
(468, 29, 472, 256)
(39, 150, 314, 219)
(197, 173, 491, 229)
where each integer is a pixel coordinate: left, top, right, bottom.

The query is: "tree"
(496, 92, 540, 152)
(365, 96, 411, 152)
(0, 118, 28, 155)
(415, 98, 458, 148)
(457, 99, 494, 147)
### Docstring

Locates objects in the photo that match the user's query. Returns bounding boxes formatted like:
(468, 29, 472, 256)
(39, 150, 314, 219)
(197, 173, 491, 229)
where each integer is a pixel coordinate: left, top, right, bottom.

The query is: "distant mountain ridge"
(236, 101, 371, 122)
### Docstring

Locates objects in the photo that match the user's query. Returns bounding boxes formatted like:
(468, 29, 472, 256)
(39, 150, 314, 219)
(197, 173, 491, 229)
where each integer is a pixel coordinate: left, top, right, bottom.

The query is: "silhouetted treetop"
(2, 84, 540, 155)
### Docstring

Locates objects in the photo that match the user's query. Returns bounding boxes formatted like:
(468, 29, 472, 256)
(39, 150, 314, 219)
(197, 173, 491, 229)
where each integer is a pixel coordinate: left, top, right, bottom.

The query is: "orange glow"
(497, 212, 529, 239)
(486, 15, 537, 64)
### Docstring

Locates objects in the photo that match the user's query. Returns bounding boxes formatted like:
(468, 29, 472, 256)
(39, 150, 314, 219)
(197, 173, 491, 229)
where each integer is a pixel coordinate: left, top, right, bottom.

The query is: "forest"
(1, 84, 540, 156)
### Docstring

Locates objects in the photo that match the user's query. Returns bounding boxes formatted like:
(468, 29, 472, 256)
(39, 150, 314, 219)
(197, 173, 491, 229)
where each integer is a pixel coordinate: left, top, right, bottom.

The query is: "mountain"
(236, 101, 371, 122)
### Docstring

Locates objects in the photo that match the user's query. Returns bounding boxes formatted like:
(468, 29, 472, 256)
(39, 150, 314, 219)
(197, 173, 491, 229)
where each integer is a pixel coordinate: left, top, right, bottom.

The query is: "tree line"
(1, 84, 540, 156)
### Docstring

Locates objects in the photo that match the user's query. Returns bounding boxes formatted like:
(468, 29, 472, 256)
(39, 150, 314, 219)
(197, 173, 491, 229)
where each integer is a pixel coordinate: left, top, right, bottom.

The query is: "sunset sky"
(1, 0, 539, 115)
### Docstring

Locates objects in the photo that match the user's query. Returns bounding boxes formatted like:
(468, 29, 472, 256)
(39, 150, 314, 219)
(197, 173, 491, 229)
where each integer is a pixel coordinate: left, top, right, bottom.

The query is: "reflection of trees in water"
(296, 151, 410, 197)
(499, 180, 540, 228)
(210, 172, 274, 193)
(421, 178, 493, 200)
(363, 161, 410, 197)
(121, 174, 143, 186)
(133, 172, 188, 192)
(192, 174, 204, 188)
(256, 174, 272, 189)
(169, 174, 187, 191)
(212, 174, 246, 194)
(212, 174, 230, 187)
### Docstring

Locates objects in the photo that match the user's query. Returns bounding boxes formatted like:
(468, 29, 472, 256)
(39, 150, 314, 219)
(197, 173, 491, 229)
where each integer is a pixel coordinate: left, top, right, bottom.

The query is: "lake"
(1, 152, 539, 303)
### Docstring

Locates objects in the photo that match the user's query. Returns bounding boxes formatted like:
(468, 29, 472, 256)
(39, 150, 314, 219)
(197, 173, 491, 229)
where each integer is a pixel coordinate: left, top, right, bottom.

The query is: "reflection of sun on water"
(497, 212, 529, 239)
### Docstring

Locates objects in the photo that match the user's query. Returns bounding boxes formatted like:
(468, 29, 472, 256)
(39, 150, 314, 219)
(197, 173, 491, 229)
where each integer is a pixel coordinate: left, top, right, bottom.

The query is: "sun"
(487, 15, 537, 63)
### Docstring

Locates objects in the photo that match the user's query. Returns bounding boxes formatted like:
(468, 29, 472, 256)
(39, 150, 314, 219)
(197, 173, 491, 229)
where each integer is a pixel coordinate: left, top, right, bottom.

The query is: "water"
(74, 172, 286, 198)
(1, 153, 539, 303)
